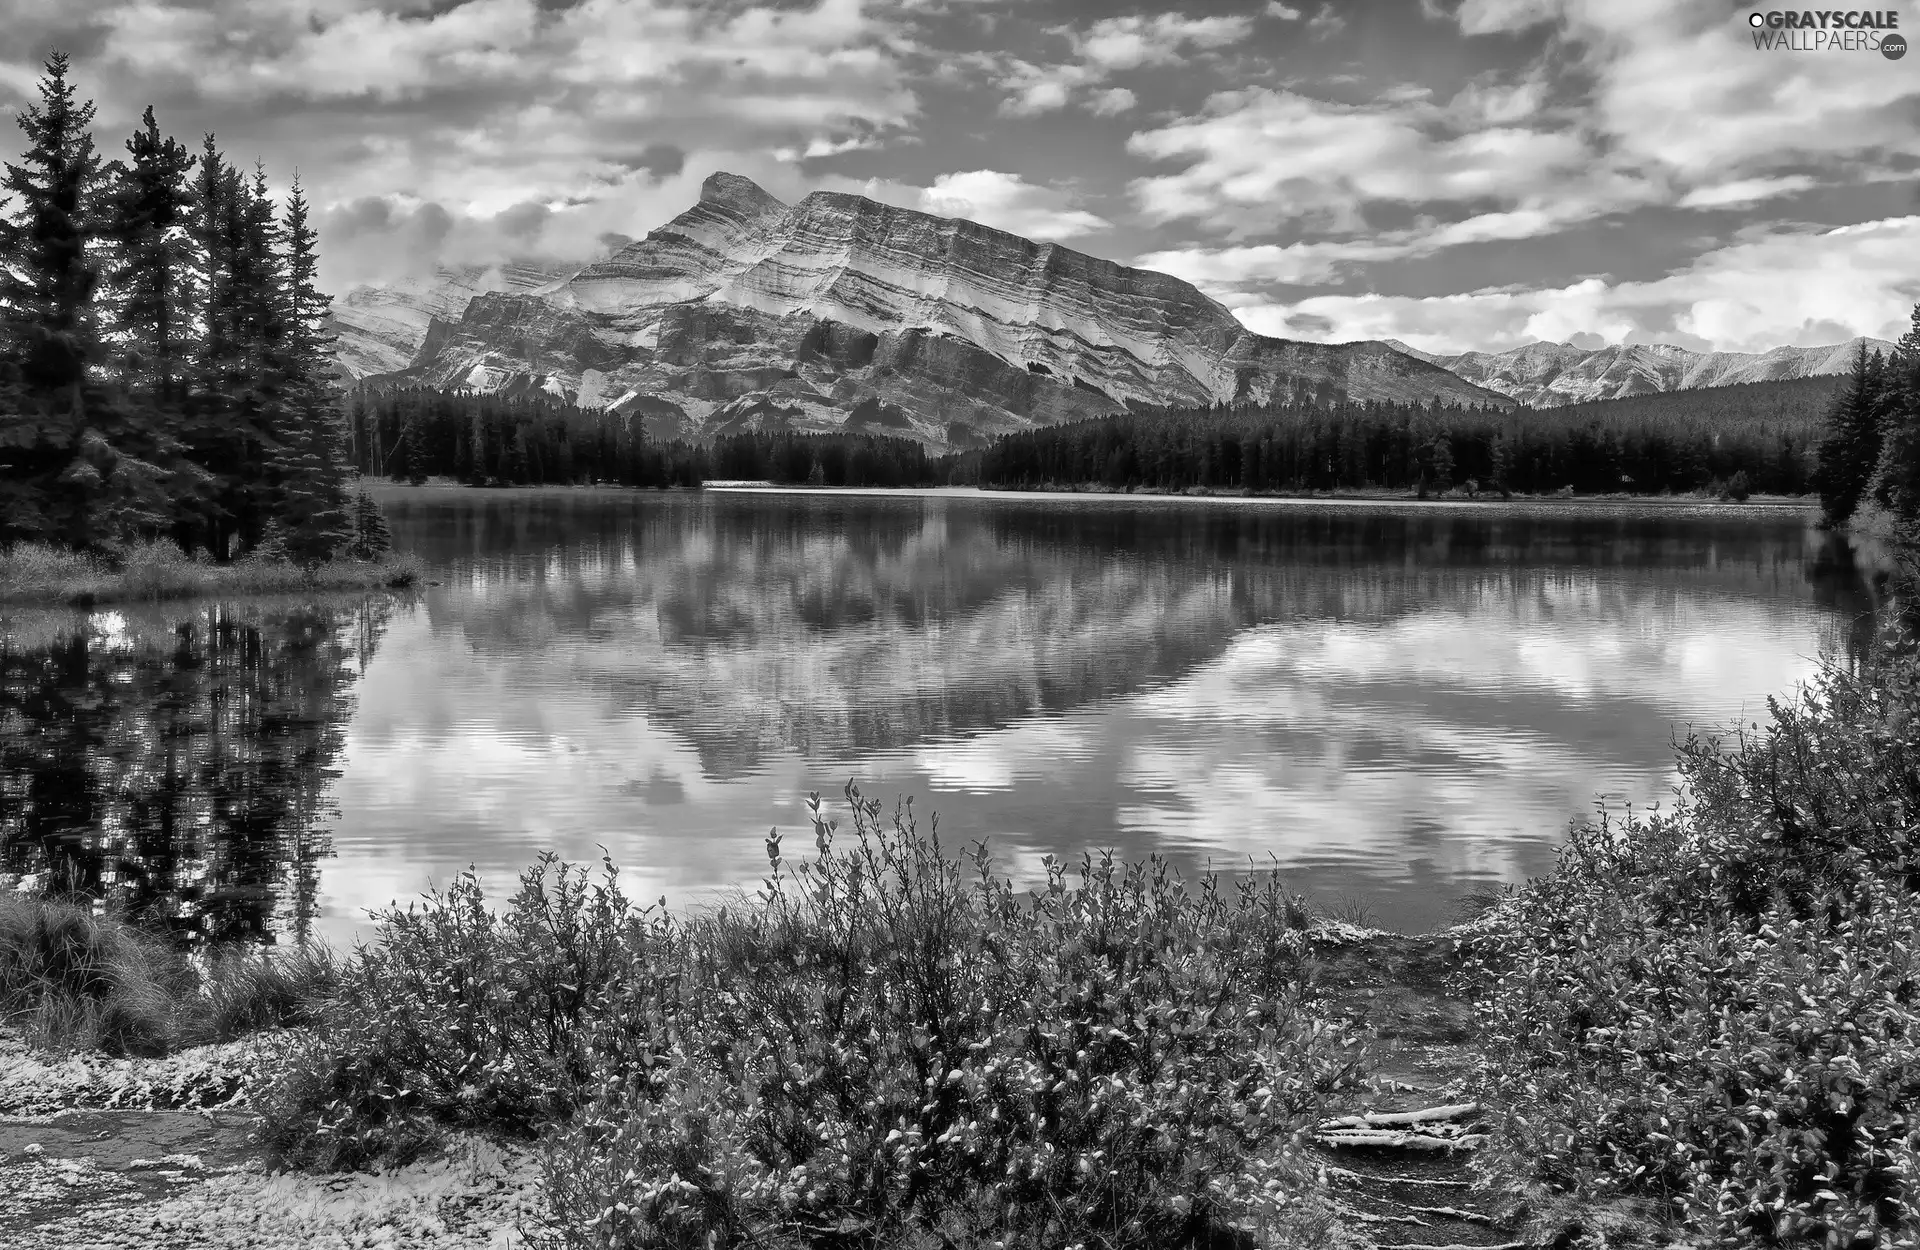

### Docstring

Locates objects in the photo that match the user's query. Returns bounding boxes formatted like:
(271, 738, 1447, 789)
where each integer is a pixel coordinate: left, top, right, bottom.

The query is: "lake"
(0, 487, 1878, 945)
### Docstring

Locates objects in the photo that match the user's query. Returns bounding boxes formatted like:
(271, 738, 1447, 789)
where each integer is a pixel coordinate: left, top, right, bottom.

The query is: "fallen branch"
(1336, 1206, 1430, 1227)
(1320, 1102, 1481, 1131)
(1321, 1164, 1472, 1188)
(1406, 1205, 1499, 1225)
(1315, 1128, 1489, 1152)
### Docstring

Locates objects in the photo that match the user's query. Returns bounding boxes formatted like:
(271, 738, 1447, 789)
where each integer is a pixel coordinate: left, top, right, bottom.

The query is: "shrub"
(1478, 633, 1920, 1247)
(0, 894, 183, 1056)
(539, 790, 1359, 1250)
(0, 894, 334, 1055)
(259, 791, 1360, 1246)
(255, 854, 677, 1169)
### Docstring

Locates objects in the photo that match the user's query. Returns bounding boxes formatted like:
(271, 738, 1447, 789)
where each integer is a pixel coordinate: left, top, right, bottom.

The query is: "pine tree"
(0, 52, 102, 401)
(181, 136, 247, 556)
(1868, 304, 1920, 529)
(0, 53, 175, 548)
(1815, 342, 1886, 526)
(346, 484, 392, 561)
(1430, 434, 1455, 494)
(270, 173, 352, 563)
(1488, 433, 1514, 499)
(102, 106, 196, 406)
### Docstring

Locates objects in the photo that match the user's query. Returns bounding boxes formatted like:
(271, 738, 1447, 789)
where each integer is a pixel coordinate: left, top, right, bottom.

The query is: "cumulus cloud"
(2, 0, 921, 215)
(1447, 0, 1920, 185)
(859, 169, 1113, 240)
(1231, 216, 1920, 355)
(1127, 86, 1619, 236)
(995, 11, 1253, 116)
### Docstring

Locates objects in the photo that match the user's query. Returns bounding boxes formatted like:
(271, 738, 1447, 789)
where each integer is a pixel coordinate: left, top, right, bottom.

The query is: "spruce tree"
(1869, 305, 1920, 530)
(346, 484, 393, 561)
(0, 52, 102, 402)
(181, 136, 246, 555)
(0, 53, 175, 548)
(102, 106, 196, 406)
(1816, 342, 1887, 526)
(271, 173, 353, 563)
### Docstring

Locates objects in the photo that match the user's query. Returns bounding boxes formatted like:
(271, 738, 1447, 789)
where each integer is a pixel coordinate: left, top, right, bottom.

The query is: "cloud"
(1452, 0, 1560, 35)
(7, 0, 921, 217)
(1306, 4, 1345, 36)
(994, 11, 1253, 116)
(1077, 13, 1250, 73)
(1675, 176, 1819, 210)
(1230, 216, 1920, 355)
(1267, 2, 1304, 18)
(906, 169, 1114, 240)
(1126, 86, 1611, 235)
(1445, 0, 1920, 186)
(1088, 87, 1136, 116)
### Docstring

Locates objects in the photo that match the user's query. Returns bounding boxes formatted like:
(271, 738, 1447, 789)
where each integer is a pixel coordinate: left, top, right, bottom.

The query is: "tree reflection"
(0, 598, 391, 945)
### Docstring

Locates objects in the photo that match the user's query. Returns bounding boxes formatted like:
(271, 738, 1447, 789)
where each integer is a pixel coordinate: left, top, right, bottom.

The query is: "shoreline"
(0, 553, 421, 610)
(372, 477, 1820, 514)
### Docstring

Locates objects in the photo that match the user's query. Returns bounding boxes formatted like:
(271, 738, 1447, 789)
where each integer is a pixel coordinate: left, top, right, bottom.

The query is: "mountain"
(1386, 337, 1896, 408)
(329, 260, 582, 379)
(330, 173, 1510, 449)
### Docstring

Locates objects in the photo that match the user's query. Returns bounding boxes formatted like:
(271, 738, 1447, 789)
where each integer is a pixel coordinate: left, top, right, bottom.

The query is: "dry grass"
(0, 540, 420, 606)
(0, 894, 337, 1057)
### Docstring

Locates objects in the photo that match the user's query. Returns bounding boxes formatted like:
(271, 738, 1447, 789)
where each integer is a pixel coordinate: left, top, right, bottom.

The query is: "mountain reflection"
(0, 599, 391, 943)
(383, 492, 1848, 778)
(320, 491, 1859, 936)
(0, 492, 1870, 944)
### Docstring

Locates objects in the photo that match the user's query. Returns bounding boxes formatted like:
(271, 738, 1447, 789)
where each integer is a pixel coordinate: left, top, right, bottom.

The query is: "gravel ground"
(1, 1128, 550, 1249)
(1, 1029, 552, 1249)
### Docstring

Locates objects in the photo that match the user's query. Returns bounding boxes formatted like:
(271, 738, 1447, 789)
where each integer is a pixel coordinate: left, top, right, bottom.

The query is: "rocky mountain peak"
(330, 175, 1511, 448)
(699, 171, 787, 214)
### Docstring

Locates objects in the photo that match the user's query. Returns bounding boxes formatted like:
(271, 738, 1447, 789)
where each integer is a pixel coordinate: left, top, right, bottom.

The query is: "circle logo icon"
(1885, 33, 1908, 60)
(1749, 12, 1765, 26)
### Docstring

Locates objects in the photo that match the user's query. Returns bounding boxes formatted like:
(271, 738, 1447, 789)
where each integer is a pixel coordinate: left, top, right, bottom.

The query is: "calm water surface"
(0, 487, 1874, 943)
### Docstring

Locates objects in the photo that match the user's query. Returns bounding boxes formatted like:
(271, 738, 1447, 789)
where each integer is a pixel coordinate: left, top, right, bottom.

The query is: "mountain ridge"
(328, 173, 1510, 449)
(1387, 336, 1894, 407)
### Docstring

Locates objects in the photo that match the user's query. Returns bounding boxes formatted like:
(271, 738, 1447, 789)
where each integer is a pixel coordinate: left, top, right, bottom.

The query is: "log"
(1336, 1206, 1430, 1227)
(1407, 1205, 1499, 1225)
(1321, 1163, 1472, 1188)
(1315, 1128, 1489, 1151)
(1320, 1102, 1481, 1130)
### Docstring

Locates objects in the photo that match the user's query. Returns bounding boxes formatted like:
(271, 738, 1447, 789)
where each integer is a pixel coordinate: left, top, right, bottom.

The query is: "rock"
(332, 174, 1511, 450)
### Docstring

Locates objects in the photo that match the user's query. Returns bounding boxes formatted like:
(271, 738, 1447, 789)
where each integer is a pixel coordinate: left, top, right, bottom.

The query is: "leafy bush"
(255, 853, 675, 1169)
(1478, 634, 1920, 1247)
(261, 792, 1360, 1246)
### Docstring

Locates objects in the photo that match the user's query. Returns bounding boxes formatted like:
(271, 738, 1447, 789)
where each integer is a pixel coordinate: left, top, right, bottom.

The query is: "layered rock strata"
(333, 174, 1511, 448)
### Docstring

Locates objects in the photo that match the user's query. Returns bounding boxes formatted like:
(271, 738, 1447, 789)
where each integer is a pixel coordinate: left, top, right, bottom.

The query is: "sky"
(2, 0, 1917, 355)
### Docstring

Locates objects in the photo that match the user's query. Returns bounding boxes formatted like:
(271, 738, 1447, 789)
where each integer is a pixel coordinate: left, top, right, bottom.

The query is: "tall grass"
(0, 894, 336, 1056)
(253, 790, 1361, 1248)
(0, 539, 419, 605)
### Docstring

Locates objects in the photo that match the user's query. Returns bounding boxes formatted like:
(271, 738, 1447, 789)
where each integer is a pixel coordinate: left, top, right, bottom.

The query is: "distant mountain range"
(1387, 337, 1893, 408)
(327, 174, 1890, 445)
(327, 173, 1507, 450)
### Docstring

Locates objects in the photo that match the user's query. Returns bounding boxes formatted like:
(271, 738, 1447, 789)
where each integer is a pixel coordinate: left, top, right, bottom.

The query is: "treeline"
(979, 384, 1834, 498)
(1814, 324, 1920, 528)
(0, 54, 375, 562)
(352, 387, 947, 488)
(350, 388, 702, 488)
